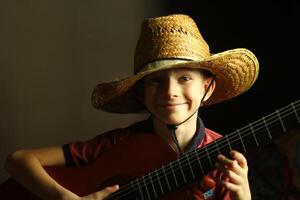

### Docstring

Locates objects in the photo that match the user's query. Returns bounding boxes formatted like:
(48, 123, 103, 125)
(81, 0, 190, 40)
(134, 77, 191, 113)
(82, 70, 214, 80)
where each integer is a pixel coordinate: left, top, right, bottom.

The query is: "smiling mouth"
(158, 103, 186, 108)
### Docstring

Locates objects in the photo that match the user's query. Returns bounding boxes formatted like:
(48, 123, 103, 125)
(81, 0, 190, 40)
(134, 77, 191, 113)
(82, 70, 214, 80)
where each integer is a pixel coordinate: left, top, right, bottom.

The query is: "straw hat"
(91, 14, 259, 113)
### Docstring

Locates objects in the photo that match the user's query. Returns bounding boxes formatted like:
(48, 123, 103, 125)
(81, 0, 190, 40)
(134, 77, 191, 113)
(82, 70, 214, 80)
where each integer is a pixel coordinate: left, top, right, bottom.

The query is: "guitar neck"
(107, 99, 300, 199)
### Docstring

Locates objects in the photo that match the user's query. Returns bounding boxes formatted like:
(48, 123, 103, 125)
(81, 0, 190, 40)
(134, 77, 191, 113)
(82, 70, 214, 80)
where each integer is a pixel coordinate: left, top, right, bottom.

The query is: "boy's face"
(141, 68, 214, 125)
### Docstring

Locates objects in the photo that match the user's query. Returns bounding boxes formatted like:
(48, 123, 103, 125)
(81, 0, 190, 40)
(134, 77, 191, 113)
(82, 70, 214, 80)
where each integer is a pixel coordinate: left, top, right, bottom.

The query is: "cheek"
(143, 85, 158, 99)
(143, 90, 155, 107)
(186, 85, 204, 104)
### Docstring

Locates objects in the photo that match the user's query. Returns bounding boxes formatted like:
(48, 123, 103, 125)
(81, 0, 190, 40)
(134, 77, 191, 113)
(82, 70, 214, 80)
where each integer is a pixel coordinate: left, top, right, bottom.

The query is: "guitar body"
(1, 99, 299, 199)
(0, 134, 193, 199)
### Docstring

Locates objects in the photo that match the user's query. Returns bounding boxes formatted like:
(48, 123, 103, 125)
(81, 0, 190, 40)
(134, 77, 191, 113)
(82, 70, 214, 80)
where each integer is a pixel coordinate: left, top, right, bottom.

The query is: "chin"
(157, 113, 189, 125)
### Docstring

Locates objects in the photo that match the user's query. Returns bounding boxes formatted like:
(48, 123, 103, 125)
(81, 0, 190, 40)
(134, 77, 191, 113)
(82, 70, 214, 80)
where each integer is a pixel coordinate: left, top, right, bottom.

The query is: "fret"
(155, 169, 165, 196)
(237, 129, 247, 152)
(214, 140, 221, 155)
(225, 134, 232, 151)
(170, 164, 179, 187)
(215, 136, 232, 155)
(185, 153, 195, 179)
(142, 175, 151, 199)
(177, 159, 187, 184)
(291, 102, 300, 124)
(107, 100, 300, 200)
(162, 165, 172, 192)
(262, 116, 272, 139)
(136, 178, 145, 200)
(130, 180, 135, 190)
(276, 109, 286, 132)
(204, 145, 213, 167)
(195, 150, 204, 173)
(129, 180, 136, 197)
(249, 122, 259, 146)
(148, 171, 158, 198)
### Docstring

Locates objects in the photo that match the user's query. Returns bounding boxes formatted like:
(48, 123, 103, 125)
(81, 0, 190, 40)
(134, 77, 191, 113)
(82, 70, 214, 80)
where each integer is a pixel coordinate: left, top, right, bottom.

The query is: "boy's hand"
(215, 150, 251, 200)
(62, 185, 119, 200)
(81, 185, 119, 200)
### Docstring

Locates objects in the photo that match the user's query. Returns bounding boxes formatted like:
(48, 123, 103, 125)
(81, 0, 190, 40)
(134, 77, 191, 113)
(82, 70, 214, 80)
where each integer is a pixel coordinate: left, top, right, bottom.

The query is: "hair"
(200, 68, 214, 79)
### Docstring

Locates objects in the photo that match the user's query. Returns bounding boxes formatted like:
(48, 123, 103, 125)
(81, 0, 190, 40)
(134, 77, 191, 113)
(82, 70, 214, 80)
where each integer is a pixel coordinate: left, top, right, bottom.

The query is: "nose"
(162, 78, 179, 98)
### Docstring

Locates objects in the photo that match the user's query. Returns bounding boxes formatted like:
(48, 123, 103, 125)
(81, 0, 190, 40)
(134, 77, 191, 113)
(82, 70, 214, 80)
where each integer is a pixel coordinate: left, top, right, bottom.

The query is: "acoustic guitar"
(1, 99, 299, 199)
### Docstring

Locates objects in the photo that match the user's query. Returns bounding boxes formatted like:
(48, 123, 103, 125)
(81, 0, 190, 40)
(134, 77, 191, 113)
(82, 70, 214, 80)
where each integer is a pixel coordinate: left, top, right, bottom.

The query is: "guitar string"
(193, 100, 300, 158)
(107, 100, 299, 199)
(108, 100, 299, 199)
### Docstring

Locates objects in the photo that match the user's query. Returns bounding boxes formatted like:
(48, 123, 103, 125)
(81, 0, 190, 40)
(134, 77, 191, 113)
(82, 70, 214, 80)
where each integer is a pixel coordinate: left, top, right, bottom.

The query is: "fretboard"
(107, 99, 300, 200)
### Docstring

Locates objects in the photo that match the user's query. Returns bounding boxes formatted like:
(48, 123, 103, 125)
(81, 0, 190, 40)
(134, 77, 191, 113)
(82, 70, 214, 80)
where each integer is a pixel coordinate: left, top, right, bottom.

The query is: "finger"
(218, 179, 240, 193)
(229, 150, 248, 169)
(216, 154, 246, 176)
(216, 151, 247, 167)
(216, 154, 236, 168)
(215, 161, 242, 185)
(93, 185, 119, 199)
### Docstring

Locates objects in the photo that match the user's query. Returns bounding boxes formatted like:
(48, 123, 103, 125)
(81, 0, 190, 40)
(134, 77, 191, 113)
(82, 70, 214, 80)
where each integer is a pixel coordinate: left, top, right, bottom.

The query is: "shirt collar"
(141, 116, 205, 152)
(185, 117, 205, 152)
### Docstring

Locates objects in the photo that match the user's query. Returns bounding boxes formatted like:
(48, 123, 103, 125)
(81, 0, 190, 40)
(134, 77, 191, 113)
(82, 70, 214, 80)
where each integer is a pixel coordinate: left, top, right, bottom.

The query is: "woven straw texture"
(91, 14, 259, 113)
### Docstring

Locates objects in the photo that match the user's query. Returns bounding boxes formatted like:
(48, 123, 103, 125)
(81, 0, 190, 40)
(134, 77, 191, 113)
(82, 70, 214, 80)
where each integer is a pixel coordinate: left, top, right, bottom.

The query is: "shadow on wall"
(0, 0, 166, 182)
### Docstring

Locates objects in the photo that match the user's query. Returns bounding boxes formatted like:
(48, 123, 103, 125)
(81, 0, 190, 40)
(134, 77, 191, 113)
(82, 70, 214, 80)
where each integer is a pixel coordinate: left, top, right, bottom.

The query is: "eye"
(147, 77, 163, 85)
(179, 76, 192, 82)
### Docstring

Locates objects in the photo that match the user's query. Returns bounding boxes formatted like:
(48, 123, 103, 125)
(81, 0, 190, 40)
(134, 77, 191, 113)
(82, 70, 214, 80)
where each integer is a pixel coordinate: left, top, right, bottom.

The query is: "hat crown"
(134, 14, 211, 73)
(91, 14, 259, 113)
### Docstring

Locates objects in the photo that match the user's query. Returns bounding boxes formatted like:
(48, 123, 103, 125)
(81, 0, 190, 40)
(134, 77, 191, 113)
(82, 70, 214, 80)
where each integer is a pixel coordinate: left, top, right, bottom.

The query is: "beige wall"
(0, 1, 165, 183)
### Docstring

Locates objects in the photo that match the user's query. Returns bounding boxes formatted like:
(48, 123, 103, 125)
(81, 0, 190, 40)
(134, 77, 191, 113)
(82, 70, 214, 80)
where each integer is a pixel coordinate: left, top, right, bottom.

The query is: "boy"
(5, 14, 258, 200)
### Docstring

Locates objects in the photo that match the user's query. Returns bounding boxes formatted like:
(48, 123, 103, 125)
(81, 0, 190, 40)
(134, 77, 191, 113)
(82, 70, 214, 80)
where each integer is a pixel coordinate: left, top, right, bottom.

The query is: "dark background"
(165, 2, 300, 197)
(166, 0, 299, 135)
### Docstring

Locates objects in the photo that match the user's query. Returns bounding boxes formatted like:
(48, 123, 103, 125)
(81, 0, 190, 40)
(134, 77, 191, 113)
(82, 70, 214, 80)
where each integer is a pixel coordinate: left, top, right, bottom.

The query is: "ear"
(202, 77, 216, 102)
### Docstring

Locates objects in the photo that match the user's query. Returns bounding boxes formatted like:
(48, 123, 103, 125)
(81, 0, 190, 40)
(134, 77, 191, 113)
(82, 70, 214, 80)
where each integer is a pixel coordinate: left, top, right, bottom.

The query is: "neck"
(152, 114, 198, 152)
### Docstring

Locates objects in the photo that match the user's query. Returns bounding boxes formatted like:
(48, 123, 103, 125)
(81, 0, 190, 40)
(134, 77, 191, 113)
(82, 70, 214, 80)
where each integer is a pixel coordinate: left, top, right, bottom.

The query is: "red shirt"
(63, 117, 230, 199)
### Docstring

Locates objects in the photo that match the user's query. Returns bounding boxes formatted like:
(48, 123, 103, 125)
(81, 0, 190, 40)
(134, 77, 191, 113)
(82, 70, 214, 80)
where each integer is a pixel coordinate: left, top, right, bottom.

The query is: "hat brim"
(91, 48, 259, 113)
